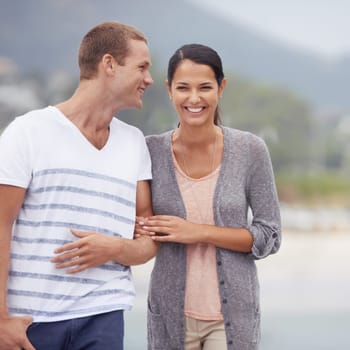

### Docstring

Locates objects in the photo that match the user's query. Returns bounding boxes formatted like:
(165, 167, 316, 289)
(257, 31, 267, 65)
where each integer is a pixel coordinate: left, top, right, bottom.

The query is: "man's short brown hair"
(78, 21, 147, 80)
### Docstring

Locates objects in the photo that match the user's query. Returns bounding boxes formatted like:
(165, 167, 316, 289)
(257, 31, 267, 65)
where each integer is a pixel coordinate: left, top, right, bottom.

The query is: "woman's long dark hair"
(167, 44, 225, 125)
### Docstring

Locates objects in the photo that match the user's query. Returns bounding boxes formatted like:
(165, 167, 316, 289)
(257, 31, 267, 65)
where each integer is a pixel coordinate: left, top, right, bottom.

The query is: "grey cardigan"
(146, 127, 281, 350)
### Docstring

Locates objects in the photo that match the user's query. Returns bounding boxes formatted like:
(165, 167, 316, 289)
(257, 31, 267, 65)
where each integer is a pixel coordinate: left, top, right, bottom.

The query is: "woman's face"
(167, 59, 226, 127)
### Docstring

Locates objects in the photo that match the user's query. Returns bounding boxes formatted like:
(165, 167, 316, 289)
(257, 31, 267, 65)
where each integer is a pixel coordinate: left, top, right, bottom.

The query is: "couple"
(0, 21, 281, 350)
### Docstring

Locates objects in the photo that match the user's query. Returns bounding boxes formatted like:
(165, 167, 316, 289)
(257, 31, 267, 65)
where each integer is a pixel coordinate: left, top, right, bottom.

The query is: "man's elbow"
(132, 237, 159, 265)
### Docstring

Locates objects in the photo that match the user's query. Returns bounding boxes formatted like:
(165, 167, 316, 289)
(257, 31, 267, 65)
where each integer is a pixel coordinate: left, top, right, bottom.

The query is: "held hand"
(51, 229, 119, 274)
(0, 315, 35, 350)
(134, 216, 155, 238)
(140, 215, 202, 244)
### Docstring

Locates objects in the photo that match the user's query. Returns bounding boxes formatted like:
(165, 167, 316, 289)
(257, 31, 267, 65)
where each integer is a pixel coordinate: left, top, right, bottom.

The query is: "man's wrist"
(0, 309, 10, 319)
(110, 236, 124, 262)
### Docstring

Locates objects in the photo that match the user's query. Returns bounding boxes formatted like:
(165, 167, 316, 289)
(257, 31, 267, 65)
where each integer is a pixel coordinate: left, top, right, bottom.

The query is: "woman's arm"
(245, 137, 281, 259)
(139, 215, 253, 252)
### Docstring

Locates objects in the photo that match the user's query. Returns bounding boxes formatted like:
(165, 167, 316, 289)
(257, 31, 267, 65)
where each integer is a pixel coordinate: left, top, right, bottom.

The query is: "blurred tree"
(221, 74, 314, 173)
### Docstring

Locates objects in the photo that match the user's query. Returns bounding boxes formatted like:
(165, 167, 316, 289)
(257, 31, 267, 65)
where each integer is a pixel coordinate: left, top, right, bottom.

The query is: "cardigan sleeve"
(245, 135, 281, 259)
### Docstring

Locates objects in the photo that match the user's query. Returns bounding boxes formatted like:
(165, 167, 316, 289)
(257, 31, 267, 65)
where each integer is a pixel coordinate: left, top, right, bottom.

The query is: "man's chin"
(135, 101, 143, 110)
(122, 103, 142, 111)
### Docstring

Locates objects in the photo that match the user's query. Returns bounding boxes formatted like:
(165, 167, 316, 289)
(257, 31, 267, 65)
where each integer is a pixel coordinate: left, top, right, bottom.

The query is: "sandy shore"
(131, 230, 350, 313)
(258, 230, 350, 313)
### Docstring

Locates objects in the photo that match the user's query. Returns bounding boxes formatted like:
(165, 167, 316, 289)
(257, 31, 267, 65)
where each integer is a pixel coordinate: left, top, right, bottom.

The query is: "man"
(0, 21, 157, 350)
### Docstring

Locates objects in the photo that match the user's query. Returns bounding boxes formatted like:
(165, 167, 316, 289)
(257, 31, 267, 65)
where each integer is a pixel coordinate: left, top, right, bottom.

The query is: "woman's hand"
(139, 215, 203, 244)
(134, 216, 154, 238)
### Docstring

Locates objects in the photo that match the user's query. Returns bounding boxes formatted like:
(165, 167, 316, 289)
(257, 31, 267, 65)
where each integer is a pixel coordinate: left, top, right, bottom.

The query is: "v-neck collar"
(51, 106, 112, 152)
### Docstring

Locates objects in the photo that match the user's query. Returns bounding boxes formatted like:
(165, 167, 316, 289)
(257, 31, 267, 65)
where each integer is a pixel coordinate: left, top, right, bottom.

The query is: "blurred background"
(1, 0, 349, 348)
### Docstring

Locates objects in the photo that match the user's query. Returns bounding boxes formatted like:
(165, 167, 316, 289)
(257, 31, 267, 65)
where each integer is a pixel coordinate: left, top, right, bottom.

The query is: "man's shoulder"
(111, 118, 145, 138)
(18, 105, 53, 118)
(4, 106, 54, 133)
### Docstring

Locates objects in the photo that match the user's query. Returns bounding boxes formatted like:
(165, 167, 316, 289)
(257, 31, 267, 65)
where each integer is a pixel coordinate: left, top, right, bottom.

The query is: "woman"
(138, 44, 281, 350)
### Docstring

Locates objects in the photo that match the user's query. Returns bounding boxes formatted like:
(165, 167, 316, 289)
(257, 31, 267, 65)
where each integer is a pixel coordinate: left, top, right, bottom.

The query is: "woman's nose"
(189, 91, 201, 103)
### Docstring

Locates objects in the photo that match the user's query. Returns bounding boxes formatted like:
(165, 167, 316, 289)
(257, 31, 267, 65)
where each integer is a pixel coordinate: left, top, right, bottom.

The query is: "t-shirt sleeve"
(137, 133, 152, 181)
(0, 118, 33, 188)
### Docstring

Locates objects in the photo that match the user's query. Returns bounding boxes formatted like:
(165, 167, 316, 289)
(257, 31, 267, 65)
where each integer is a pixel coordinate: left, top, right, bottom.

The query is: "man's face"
(114, 39, 153, 110)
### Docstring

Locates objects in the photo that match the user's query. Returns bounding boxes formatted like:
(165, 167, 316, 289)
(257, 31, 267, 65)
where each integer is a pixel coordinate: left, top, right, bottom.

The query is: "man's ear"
(102, 54, 116, 76)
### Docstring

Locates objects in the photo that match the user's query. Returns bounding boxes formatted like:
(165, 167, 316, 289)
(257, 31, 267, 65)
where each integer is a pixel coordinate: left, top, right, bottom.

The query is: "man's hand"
(0, 314, 35, 350)
(51, 229, 119, 274)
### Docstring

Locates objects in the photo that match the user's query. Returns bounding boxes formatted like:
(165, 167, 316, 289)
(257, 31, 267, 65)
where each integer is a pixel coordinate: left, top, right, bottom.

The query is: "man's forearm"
(0, 185, 27, 314)
(112, 235, 158, 266)
(0, 228, 11, 315)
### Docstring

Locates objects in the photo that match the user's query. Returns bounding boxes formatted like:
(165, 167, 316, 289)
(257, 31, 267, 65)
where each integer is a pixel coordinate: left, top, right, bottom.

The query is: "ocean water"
(124, 232, 350, 349)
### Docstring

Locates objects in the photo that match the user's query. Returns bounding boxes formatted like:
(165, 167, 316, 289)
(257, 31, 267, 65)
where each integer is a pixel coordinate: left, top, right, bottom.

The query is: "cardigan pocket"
(148, 309, 171, 350)
(235, 305, 261, 344)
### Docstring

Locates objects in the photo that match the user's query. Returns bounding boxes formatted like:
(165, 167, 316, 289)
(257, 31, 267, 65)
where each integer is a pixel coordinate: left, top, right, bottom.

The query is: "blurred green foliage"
(221, 75, 313, 173)
(276, 171, 350, 206)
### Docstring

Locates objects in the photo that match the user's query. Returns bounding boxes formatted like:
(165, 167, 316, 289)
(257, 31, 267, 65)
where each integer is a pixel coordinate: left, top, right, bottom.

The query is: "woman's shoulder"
(222, 126, 265, 147)
(146, 130, 173, 147)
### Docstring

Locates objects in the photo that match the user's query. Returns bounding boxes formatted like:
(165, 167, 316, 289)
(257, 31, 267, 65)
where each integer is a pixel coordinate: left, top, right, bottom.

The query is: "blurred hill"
(0, 0, 349, 112)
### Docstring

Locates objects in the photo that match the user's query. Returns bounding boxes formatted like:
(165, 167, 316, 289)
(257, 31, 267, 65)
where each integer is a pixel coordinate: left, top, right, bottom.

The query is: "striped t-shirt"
(0, 106, 152, 322)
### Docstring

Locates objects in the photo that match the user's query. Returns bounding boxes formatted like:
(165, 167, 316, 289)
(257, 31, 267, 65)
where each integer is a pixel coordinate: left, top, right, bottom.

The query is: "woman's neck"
(174, 124, 220, 148)
(172, 124, 223, 179)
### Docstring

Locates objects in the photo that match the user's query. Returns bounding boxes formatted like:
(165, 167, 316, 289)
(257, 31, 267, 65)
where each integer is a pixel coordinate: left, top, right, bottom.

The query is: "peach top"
(173, 154, 223, 321)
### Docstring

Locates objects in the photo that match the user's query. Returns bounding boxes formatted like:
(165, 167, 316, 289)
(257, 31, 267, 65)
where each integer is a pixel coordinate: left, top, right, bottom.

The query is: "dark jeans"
(26, 310, 124, 350)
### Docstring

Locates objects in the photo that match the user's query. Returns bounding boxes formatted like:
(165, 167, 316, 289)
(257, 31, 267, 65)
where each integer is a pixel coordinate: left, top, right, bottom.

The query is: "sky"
(190, 0, 350, 58)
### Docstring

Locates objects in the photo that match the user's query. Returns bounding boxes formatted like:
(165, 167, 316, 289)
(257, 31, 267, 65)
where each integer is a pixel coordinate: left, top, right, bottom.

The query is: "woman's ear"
(165, 80, 172, 100)
(219, 79, 227, 98)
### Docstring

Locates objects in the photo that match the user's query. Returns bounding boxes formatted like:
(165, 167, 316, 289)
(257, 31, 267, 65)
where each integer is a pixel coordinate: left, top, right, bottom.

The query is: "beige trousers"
(184, 316, 227, 350)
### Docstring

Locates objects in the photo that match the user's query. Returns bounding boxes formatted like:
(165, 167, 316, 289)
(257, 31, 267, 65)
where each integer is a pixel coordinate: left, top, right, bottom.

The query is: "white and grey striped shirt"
(0, 106, 151, 322)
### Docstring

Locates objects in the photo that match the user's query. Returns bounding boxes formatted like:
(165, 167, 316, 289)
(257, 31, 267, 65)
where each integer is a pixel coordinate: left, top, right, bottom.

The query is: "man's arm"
(0, 185, 35, 350)
(52, 180, 158, 273)
(110, 179, 158, 265)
